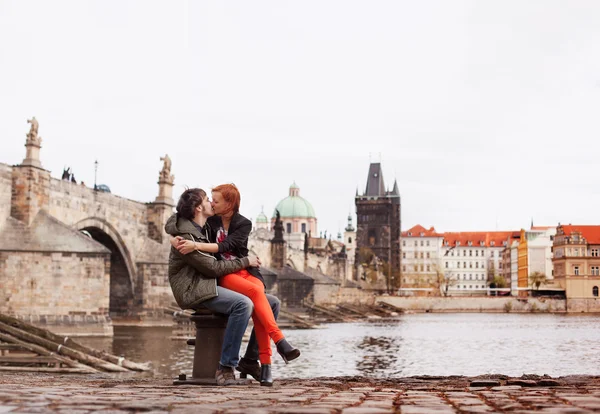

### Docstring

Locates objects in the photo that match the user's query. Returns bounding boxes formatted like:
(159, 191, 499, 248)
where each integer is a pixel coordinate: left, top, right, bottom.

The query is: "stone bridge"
(0, 123, 175, 334)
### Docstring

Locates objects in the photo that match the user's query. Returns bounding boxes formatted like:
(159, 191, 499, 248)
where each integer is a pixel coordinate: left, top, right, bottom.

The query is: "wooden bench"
(172, 308, 229, 385)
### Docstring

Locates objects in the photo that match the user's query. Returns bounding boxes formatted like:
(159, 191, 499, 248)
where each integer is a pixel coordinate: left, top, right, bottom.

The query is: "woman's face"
(211, 191, 228, 216)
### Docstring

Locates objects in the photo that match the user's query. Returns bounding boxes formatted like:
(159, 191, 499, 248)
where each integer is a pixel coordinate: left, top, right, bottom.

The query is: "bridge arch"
(74, 217, 137, 315)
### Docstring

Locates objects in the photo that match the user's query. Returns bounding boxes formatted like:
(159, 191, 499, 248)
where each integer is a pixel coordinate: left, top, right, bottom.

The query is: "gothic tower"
(354, 162, 401, 291)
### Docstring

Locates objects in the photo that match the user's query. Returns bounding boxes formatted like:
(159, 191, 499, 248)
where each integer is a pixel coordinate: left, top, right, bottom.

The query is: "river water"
(78, 313, 600, 378)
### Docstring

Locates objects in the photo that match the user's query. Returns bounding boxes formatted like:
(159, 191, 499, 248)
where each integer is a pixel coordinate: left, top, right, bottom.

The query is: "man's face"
(211, 191, 226, 216)
(202, 197, 214, 217)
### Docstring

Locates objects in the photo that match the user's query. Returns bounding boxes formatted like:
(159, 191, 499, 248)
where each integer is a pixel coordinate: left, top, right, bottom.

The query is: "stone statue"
(159, 154, 174, 183)
(26, 117, 41, 145)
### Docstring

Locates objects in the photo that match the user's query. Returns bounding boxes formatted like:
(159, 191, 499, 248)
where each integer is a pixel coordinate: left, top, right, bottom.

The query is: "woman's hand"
(176, 238, 197, 255)
(169, 236, 181, 249)
(248, 255, 261, 268)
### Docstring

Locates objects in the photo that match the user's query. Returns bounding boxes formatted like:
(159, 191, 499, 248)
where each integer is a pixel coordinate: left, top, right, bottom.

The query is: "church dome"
(273, 182, 316, 219)
(256, 209, 268, 223)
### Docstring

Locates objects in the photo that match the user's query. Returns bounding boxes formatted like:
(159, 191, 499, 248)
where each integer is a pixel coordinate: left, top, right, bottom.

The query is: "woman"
(175, 184, 300, 386)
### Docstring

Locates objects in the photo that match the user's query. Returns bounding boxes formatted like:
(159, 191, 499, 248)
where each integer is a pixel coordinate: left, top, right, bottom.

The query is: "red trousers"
(220, 270, 284, 364)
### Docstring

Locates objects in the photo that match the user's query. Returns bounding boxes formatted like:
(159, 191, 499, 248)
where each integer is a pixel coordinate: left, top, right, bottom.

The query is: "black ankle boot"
(260, 364, 273, 387)
(276, 338, 301, 364)
(236, 357, 261, 381)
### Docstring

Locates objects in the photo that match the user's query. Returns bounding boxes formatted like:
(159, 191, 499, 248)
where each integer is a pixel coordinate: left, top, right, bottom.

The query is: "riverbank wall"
(376, 296, 568, 313)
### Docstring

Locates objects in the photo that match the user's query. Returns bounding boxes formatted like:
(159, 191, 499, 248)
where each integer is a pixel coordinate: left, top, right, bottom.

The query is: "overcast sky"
(2, 1, 600, 236)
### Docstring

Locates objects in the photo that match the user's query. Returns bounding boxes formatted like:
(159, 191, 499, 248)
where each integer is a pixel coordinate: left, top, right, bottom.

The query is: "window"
(420, 252, 424, 259)
(420, 240, 424, 246)
(463, 262, 467, 268)
(592, 266, 600, 276)
(427, 265, 430, 272)
(445, 262, 449, 268)
(469, 262, 472, 268)
(490, 241, 495, 246)
(594, 286, 599, 297)
(574, 266, 580, 276)
(575, 249, 579, 257)
(286, 223, 292, 233)
(427, 240, 430, 246)
(475, 250, 479, 257)
(469, 250, 472, 256)
(475, 262, 479, 268)
(451, 251, 454, 256)
(420, 264, 424, 272)
(301, 223, 306, 233)
(469, 274, 472, 280)
(348, 237, 352, 244)
(402, 240, 406, 247)
(592, 248, 599, 257)
(490, 251, 495, 258)
(402, 265, 406, 272)
(402, 252, 406, 259)
(426, 252, 430, 258)
(414, 252, 418, 259)
(468, 241, 473, 246)
(414, 241, 418, 246)
(414, 265, 418, 271)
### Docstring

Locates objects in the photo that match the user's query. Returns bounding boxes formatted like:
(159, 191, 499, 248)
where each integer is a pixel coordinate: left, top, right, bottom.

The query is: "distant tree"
(530, 271, 547, 291)
(492, 274, 507, 289)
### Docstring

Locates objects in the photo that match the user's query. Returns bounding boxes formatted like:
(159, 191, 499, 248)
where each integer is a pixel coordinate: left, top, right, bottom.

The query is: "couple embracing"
(165, 184, 300, 386)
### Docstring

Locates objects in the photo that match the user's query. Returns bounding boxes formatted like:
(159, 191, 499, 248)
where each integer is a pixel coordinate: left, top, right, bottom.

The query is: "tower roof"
(364, 163, 386, 197)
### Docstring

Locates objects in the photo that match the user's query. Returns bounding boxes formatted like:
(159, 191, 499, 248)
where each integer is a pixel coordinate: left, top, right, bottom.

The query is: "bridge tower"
(10, 117, 51, 225)
(147, 154, 175, 243)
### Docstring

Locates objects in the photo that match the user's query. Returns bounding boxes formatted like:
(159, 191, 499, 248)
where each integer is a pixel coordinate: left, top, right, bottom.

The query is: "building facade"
(552, 224, 600, 311)
(400, 225, 444, 295)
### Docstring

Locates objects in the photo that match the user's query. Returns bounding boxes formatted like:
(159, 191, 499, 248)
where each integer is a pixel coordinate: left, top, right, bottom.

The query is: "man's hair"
(212, 183, 240, 215)
(176, 188, 207, 220)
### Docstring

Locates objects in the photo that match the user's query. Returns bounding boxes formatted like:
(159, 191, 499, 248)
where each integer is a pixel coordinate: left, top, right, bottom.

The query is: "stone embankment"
(377, 296, 568, 314)
(1, 372, 600, 413)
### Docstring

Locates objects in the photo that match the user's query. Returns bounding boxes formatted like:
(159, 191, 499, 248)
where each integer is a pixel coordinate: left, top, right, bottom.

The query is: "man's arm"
(173, 234, 254, 278)
(173, 219, 252, 255)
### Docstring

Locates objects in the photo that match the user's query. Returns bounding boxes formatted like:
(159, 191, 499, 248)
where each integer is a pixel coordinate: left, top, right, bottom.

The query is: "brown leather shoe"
(215, 366, 238, 386)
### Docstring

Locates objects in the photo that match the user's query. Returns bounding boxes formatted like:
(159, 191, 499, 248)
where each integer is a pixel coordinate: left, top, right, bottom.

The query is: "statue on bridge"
(159, 154, 174, 184)
(26, 117, 42, 146)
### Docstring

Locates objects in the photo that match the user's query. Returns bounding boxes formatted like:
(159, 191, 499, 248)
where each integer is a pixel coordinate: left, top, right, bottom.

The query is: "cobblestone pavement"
(1, 373, 600, 413)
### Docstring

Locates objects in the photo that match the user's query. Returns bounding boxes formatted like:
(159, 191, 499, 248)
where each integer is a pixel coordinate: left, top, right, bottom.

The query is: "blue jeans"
(201, 287, 280, 368)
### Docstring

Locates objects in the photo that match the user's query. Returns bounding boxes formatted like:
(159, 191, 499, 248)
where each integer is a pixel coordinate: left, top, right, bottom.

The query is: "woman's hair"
(176, 188, 207, 220)
(212, 183, 240, 215)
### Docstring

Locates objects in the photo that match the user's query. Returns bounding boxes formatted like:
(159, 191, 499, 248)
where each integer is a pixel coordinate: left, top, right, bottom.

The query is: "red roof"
(402, 224, 443, 237)
(442, 231, 520, 248)
(561, 225, 600, 245)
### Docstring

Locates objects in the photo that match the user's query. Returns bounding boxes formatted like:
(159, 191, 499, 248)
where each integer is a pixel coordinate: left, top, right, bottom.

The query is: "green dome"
(273, 196, 316, 219)
(256, 211, 268, 223)
(273, 183, 316, 219)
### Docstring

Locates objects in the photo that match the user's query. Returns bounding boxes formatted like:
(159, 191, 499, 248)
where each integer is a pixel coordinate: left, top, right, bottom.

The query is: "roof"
(402, 224, 443, 237)
(364, 163, 386, 197)
(302, 267, 340, 285)
(0, 211, 110, 254)
(275, 266, 314, 281)
(560, 225, 600, 245)
(256, 210, 268, 223)
(272, 188, 316, 219)
(442, 231, 520, 248)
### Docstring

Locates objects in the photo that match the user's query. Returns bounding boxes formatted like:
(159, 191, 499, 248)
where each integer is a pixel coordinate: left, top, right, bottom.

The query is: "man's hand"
(176, 238, 196, 255)
(248, 255, 261, 268)
(169, 236, 181, 249)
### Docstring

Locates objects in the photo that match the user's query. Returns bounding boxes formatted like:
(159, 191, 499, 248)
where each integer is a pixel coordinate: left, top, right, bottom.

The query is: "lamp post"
(94, 159, 98, 191)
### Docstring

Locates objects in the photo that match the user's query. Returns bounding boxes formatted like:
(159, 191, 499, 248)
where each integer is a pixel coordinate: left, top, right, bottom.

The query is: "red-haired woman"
(175, 184, 300, 386)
